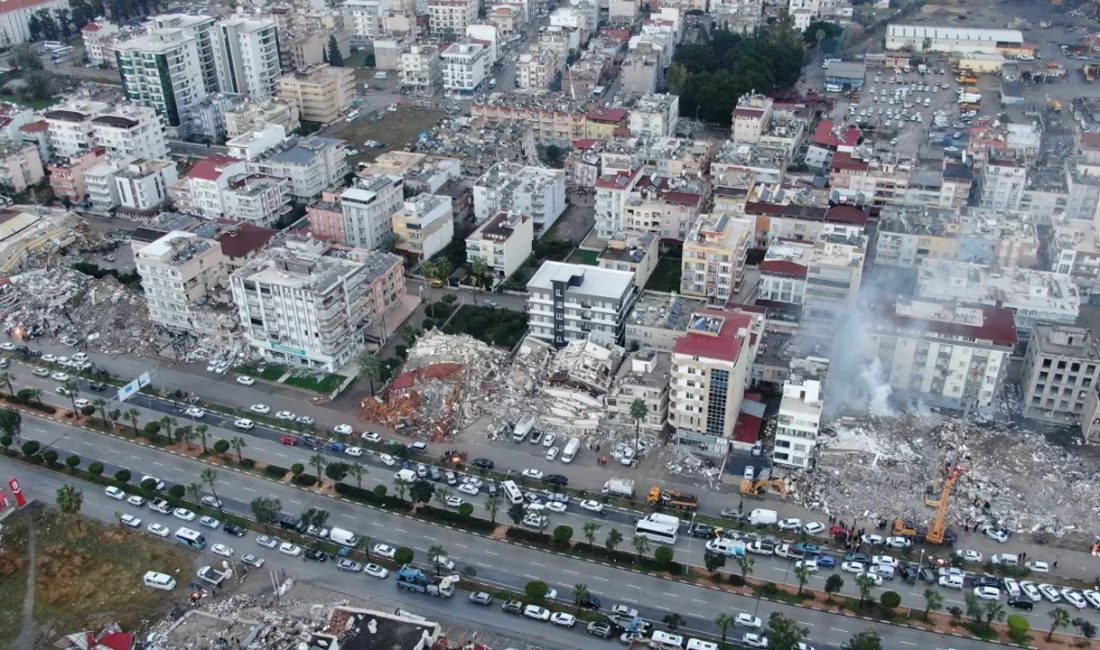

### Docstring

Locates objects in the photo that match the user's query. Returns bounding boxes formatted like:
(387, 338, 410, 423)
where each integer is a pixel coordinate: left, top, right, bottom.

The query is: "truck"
(646, 487, 699, 512)
(602, 478, 636, 498)
(513, 416, 535, 442)
(328, 527, 360, 548)
(395, 566, 457, 597)
(196, 564, 232, 587)
(917, 63, 927, 75)
(748, 508, 778, 526)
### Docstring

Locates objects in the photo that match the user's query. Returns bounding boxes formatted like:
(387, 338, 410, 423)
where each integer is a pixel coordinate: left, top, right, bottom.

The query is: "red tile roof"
(1080, 133, 1100, 150)
(573, 138, 598, 150)
(595, 166, 641, 189)
(217, 222, 278, 258)
(672, 310, 754, 363)
(662, 191, 701, 206)
(885, 303, 1018, 347)
(733, 108, 765, 118)
(612, 126, 632, 137)
(760, 259, 807, 278)
(586, 107, 628, 123)
(734, 411, 763, 444)
(187, 155, 241, 181)
(0, 0, 59, 15)
(830, 152, 868, 172)
(19, 120, 47, 133)
(391, 363, 462, 391)
(824, 204, 869, 225)
(81, 22, 100, 32)
(812, 120, 861, 148)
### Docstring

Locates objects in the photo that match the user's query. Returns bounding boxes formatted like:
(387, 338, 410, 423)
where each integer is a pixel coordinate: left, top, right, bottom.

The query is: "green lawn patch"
(234, 363, 287, 381)
(645, 255, 682, 292)
(443, 305, 528, 349)
(568, 249, 600, 265)
(283, 371, 346, 394)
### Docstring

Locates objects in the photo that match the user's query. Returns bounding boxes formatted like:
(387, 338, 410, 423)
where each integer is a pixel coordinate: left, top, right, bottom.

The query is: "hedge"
(334, 482, 413, 512)
(294, 474, 318, 487)
(417, 504, 496, 534)
(265, 464, 288, 478)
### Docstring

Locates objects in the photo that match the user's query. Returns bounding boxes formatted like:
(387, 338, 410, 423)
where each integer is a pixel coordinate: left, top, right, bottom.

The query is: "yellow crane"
(926, 466, 965, 545)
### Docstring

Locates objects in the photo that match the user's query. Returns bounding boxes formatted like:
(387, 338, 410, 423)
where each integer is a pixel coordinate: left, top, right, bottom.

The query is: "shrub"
(140, 478, 159, 491)
(880, 591, 902, 609)
(325, 462, 350, 481)
(458, 503, 474, 518)
(240, 458, 256, 469)
(80, 405, 95, 416)
(20, 440, 40, 456)
(655, 545, 674, 567)
(143, 421, 162, 438)
(294, 474, 318, 487)
(168, 485, 186, 499)
(394, 547, 414, 565)
(525, 580, 549, 600)
(290, 463, 305, 476)
(114, 469, 131, 484)
(265, 464, 288, 478)
(1007, 614, 1029, 643)
(373, 485, 387, 497)
(213, 439, 230, 454)
(65, 455, 80, 470)
(0, 435, 11, 448)
(441, 293, 458, 304)
(422, 318, 436, 330)
(551, 525, 574, 547)
(88, 462, 104, 476)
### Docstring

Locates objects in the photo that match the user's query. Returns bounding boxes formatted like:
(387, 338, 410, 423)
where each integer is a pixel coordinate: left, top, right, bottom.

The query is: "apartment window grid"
(705, 368, 729, 435)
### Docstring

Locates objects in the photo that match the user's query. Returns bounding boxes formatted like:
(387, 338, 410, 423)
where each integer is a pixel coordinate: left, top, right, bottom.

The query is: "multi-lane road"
(4, 407, 1078, 649)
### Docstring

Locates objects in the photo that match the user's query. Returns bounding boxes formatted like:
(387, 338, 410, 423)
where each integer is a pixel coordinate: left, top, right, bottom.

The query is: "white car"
(43, 353, 57, 363)
(884, 536, 911, 549)
(234, 418, 255, 429)
(445, 496, 464, 508)
(545, 447, 559, 461)
(147, 522, 170, 537)
(334, 424, 354, 435)
(794, 559, 818, 573)
(105, 486, 126, 500)
(579, 499, 603, 513)
(1003, 577, 1021, 598)
(74, 398, 91, 409)
(1026, 560, 1050, 573)
(344, 446, 364, 457)
(523, 604, 550, 621)
(743, 633, 769, 648)
(803, 522, 825, 535)
(521, 469, 543, 480)
(546, 501, 567, 513)
(937, 567, 966, 580)
(542, 432, 557, 447)
(211, 543, 234, 558)
(119, 513, 142, 528)
(1062, 589, 1088, 609)
(985, 528, 1010, 543)
(1038, 584, 1062, 602)
(141, 475, 166, 491)
(256, 534, 279, 549)
(0, 342, 13, 350)
(550, 612, 576, 627)
(275, 410, 296, 421)
(32, 368, 50, 377)
(861, 534, 885, 546)
(610, 604, 638, 617)
(364, 563, 389, 579)
(938, 575, 964, 589)
(173, 508, 196, 521)
(373, 544, 396, 559)
(126, 495, 145, 507)
(198, 516, 220, 529)
(241, 554, 264, 568)
(458, 482, 480, 496)
(296, 416, 315, 426)
(362, 432, 381, 443)
(184, 407, 206, 418)
(858, 572, 884, 586)
(974, 586, 1001, 601)
(379, 453, 396, 467)
(278, 542, 303, 556)
(1081, 589, 1100, 609)
(872, 555, 898, 568)
(841, 561, 865, 574)
(956, 549, 982, 563)
(1019, 581, 1042, 602)
(777, 518, 801, 531)
(200, 496, 222, 508)
(250, 404, 270, 414)
(50, 371, 70, 381)
(236, 376, 256, 386)
(735, 613, 762, 629)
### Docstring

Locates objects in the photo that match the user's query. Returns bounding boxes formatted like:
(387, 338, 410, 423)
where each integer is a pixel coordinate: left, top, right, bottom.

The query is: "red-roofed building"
(178, 155, 247, 218)
(80, 19, 121, 66)
(807, 121, 861, 169)
(48, 147, 107, 202)
(757, 238, 866, 327)
(669, 308, 764, 456)
(595, 165, 643, 238)
(585, 107, 629, 139)
(732, 94, 773, 144)
(217, 221, 279, 270)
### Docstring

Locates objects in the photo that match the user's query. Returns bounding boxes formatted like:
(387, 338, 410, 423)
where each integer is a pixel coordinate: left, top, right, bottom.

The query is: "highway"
(3, 411, 1069, 649)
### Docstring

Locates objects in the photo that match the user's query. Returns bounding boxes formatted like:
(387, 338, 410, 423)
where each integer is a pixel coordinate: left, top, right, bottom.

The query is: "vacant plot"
(0, 512, 30, 648)
(325, 108, 446, 166)
(646, 255, 682, 293)
(443, 305, 527, 349)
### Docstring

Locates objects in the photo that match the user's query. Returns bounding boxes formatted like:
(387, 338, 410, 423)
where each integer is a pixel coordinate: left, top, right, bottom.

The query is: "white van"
(501, 479, 524, 505)
(143, 571, 176, 591)
(991, 553, 1019, 566)
(651, 630, 685, 648)
(686, 639, 718, 650)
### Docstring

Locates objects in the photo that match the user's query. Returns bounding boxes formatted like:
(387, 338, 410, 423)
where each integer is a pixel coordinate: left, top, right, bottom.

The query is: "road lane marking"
(152, 461, 164, 467)
(662, 592, 677, 598)
(899, 641, 917, 646)
(484, 550, 499, 556)
(562, 569, 578, 575)
(454, 543, 469, 549)
(288, 499, 301, 505)
(592, 576, 609, 581)
(423, 535, 438, 541)
(523, 574, 538, 579)
(242, 487, 256, 493)
(394, 527, 407, 533)
(830, 628, 849, 634)
(691, 598, 707, 604)
(531, 561, 545, 568)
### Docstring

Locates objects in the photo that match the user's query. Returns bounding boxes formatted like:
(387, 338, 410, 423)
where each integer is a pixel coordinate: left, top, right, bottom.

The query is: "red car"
(280, 435, 298, 446)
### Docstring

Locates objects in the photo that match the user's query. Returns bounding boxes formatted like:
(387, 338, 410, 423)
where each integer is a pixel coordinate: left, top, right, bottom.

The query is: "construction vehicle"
(394, 566, 457, 597)
(647, 487, 699, 511)
(740, 476, 789, 498)
(893, 465, 965, 545)
(602, 478, 635, 498)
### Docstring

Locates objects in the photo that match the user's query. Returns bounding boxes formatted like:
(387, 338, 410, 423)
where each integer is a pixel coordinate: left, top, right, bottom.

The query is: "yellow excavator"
(893, 465, 965, 545)
(740, 476, 789, 498)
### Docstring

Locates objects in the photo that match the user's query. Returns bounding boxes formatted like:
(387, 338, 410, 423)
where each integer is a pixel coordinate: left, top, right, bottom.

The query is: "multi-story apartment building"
(400, 44, 442, 93)
(622, 179, 706, 241)
(757, 236, 866, 328)
(214, 18, 282, 98)
(224, 98, 301, 138)
(135, 230, 228, 334)
(627, 93, 679, 139)
(594, 166, 643, 238)
(114, 158, 178, 215)
(391, 193, 454, 260)
(731, 93, 773, 144)
(81, 20, 122, 66)
(0, 140, 43, 193)
(90, 105, 169, 161)
(150, 14, 220, 94)
(668, 309, 759, 456)
(230, 236, 375, 371)
(44, 100, 110, 158)
(515, 48, 559, 91)
(979, 158, 1026, 211)
(870, 297, 1017, 409)
(471, 96, 586, 144)
(247, 136, 347, 201)
(342, 0, 394, 45)
(277, 64, 356, 123)
(473, 162, 566, 233)
(221, 173, 293, 227)
(429, 0, 479, 34)
(598, 230, 658, 288)
(772, 356, 828, 469)
(49, 148, 107, 203)
(0, 0, 68, 45)
(1020, 324, 1100, 425)
(85, 159, 125, 211)
(115, 29, 208, 126)
(466, 211, 534, 281)
(178, 155, 248, 218)
(680, 213, 755, 305)
(875, 205, 1039, 271)
(608, 348, 670, 430)
(526, 261, 637, 347)
(441, 40, 490, 92)
(339, 175, 405, 250)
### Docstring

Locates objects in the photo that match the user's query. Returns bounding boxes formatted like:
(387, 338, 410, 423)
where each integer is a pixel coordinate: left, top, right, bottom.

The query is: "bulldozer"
(740, 476, 789, 498)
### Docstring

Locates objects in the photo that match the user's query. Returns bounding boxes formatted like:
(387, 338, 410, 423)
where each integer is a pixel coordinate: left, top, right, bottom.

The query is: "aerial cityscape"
(0, 0, 1098, 648)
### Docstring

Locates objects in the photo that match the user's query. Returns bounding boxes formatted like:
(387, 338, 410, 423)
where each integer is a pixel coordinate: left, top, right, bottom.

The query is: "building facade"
(135, 230, 228, 334)
(277, 65, 356, 123)
(680, 213, 754, 305)
(1020, 325, 1100, 425)
(339, 175, 405, 249)
(473, 162, 567, 233)
(391, 193, 454, 260)
(466, 210, 534, 281)
(772, 356, 828, 469)
(526, 261, 637, 346)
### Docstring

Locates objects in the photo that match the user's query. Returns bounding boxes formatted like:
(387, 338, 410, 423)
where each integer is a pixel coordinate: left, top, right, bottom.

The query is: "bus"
(501, 479, 524, 505)
(174, 526, 207, 550)
(560, 436, 580, 463)
(634, 513, 679, 545)
(42, 40, 64, 50)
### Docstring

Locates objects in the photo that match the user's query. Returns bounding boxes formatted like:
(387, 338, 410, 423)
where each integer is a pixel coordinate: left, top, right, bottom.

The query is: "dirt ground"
(0, 512, 30, 648)
(323, 109, 447, 169)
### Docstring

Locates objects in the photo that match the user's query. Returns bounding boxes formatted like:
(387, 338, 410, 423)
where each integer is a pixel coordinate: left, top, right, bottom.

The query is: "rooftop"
(628, 290, 707, 330)
(527, 260, 634, 299)
(188, 155, 242, 181)
(878, 297, 1018, 347)
(470, 211, 527, 242)
(917, 260, 1079, 320)
(1031, 324, 1100, 360)
(672, 310, 755, 362)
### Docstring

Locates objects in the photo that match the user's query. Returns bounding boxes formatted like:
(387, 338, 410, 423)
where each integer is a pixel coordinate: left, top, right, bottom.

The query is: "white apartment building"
(628, 93, 679, 138)
(114, 159, 178, 214)
(248, 136, 347, 201)
(473, 162, 567, 233)
(609, 348, 670, 430)
(151, 14, 220, 94)
(400, 44, 443, 93)
(594, 166, 643, 239)
(91, 105, 169, 161)
(429, 0, 479, 34)
(870, 297, 1017, 409)
(668, 310, 760, 456)
(772, 356, 828, 469)
(392, 193, 454, 260)
(135, 231, 228, 334)
(115, 29, 209, 127)
(227, 124, 288, 161)
(340, 175, 405, 250)
(0, 0, 68, 45)
(526, 261, 637, 347)
(180, 155, 248, 218)
(81, 20, 121, 65)
(44, 101, 110, 158)
(680, 213, 755, 305)
(441, 40, 490, 92)
(85, 159, 124, 211)
(1021, 324, 1100, 425)
(222, 173, 293, 227)
(342, 0, 394, 45)
(515, 48, 559, 90)
(979, 159, 1026, 210)
(214, 18, 282, 98)
(230, 237, 375, 371)
(731, 94, 773, 144)
(757, 236, 867, 327)
(224, 98, 301, 138)
(466, 211, 534, 281)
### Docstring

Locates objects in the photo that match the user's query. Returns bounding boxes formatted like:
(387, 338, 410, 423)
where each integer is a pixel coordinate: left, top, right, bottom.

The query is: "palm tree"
(180, 426, 198, 449)
(484, 495, 500, 524)
(662, 613, 685, 632)
(922, 588, 943, 620)
(573, 583, 590, 613)
(738, 554, 755, 584)
(200, 468, 225, 519)
(27, 388, 41, 407)
(56, 484, 83, 531)
(983, 601, 1005, 632)
(794, 563, 812, 595)
(631, 534, 650, 561)
(93, 398, 109, 427)
(400, 325, 418, 348)
(0, 371, 14, 396)
(393, 477, 411, 501)
(1048, 607, 1071, 641)
(347, 463, 367, 487)
(715, 613, 735, 644)
(471, 257, 490, 289)
(62, 379, 78, 411)
(629, 398, 647, 456)
(606, 528, 623, 552)
(186, 482, 203, 505)
(159, 415, 176, 442)
(358, 354, 385, 396)
(427, 544, 447, 574)
(309, 453, 326, 482)
(195, 424, 210, 453)
(583, 522, 601, 549)
(433, 486, 451, 507)
(855, 573, 876, 608)
(229, 436, 247, 463)
(125, 408, 140, 435)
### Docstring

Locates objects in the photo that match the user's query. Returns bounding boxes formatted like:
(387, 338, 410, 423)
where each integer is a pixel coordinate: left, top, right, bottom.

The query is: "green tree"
(200, 467, 225, 519)
(655, 545, 674, 567)
(114, 469, 131, 483)
(662, 613, 685, 632)
(552, 524, 573, 547)
(983, 601, 1005, 632)
(159, 415, 175, 441)
(142, 421, 162, 440)
(62, 379, 78, 411)
(794, 562, 812, 595)
(922, 588, 943, 620)
(65, 455, 80, 471)
(0, 408, 21, 442)
(824, 574, 844, 602)
(229, 436, 247, 463)
(855, 573, 876, 608)
(93, 398, 109, 426)
(605, 528, 623, 552)
(704, 552, 726, 573)
(507, 502, 525, 525)
(56, 484, 83, 531)
(410, 480, 434, 503)
(125, 408, 140, 435)
(0, 371, 15, 396)
(213, 439, 229, 454)
(427, 544, 447, 574)
(1048, 607, 1071, 641)
(583, 521, 601, 548)
(484, 494, 500, 523)
(326, 462, 350, 482)
(393, 476, 411, 501)
(715, 612, 735, 644)
(195, 424, 210, 453)
(880, 591, 902, 609)
(573, 583, 590, 613)
(1007, 614, 1030, 643)
(327, 35, 344, 66)
(629, 398, 647, 459)
(738, 554, 755, 584)
(964, 591, 982, 626)
(394, 547, 414, 565)
(470, 257, 491, 289)
(9, 43, 42, 71)
(251, 497, 281, 523)
(1074, 617, 1097, 639)
(843, 631, 883, 650)
(186, 482, 203, 505)
(358, 354, 385, 395)
(347, 462, 366, 487)
(399, 325, 419, 348)
(88, 461, 104, 476)
(309, 452, 326, 482)
(458, 502, 473, 518)
(766, 611, 808, 649)
(291, 463, 305, 479)
(631, 534, 650, 561)
(525, 580, 549, 600)
(23, 69, 54, 101)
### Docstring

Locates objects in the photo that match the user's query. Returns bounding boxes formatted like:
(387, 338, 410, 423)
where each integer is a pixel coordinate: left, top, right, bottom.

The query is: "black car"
(223, 523, 246, 537)
(278, 514, 304, 531)
(502, 600, 523, 614)
(542, 474, 568, 487)
(688, 523, 716, 539)
(587, 621, 613, 638)
(303, 548, 328, 562)
(1008, 597, 1034, 611)
(899, 564, 919, 584)
(88, 381, 106, 391)
(918, 567, 936, 584)
(470, 458, 495, 470)
(844, 552, 870, 563)
(302, 436, 323, 450)
(973, 575, 1001, 589)
(578, 594, 601, 610)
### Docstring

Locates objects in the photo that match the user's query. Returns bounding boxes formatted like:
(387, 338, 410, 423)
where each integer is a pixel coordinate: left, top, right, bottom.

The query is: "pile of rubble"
(796, 413, 1100, 544)
(1, 267, 160, 356)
